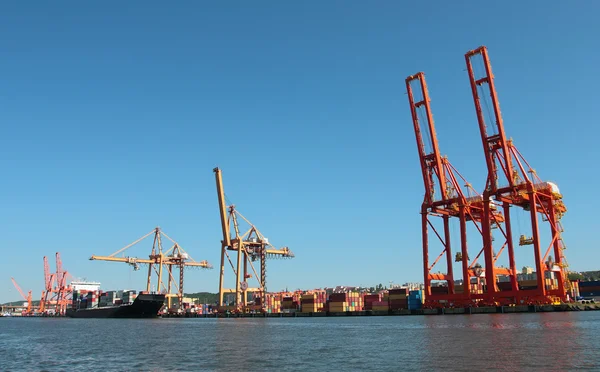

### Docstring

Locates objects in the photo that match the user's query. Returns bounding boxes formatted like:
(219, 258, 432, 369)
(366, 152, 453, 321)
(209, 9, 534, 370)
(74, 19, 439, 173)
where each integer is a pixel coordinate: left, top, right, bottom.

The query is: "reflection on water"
(0, 312, 599, 370)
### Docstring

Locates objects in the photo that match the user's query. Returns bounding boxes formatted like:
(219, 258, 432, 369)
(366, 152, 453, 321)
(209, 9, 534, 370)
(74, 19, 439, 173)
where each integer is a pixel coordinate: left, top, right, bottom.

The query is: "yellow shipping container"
(519, 280, 538, 287)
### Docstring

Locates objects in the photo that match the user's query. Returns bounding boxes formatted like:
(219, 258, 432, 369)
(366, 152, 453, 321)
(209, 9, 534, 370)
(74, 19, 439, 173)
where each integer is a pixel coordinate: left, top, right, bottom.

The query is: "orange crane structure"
(10, 277, 33, 315)
(90, 227, 212, 309)
(464, 46, 569, 304)
(406, 72, 504, 307)
(40, 253, 73, 315)
(214, 167, 294, 312)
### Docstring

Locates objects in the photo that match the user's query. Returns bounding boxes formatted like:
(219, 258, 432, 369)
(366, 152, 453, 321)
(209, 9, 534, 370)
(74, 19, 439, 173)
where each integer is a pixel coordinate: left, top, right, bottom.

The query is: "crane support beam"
(214, 167, 231, 247)
(406, 72, 448, 205)
(465, 46, 515, 194)
(89, 255, 212, 268)
(221, 288, 262, 293)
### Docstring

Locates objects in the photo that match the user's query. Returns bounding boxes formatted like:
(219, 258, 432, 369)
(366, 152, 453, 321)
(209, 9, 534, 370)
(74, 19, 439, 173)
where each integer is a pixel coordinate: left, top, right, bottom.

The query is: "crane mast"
(213, 167, 294, 313)
(406, 72, 454, 297)
(407, 73, 449, 205)
(465, 46, 569, 304)
(215, 167, 231, 247)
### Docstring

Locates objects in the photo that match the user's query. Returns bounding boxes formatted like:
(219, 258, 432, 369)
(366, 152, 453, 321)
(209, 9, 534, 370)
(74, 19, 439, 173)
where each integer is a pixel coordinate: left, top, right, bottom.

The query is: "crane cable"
(475, 57, 498, 136)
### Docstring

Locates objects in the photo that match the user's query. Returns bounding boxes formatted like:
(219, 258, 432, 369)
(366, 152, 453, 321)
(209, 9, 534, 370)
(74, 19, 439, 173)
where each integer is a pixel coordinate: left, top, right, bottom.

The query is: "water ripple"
(0, 312, 599, 371)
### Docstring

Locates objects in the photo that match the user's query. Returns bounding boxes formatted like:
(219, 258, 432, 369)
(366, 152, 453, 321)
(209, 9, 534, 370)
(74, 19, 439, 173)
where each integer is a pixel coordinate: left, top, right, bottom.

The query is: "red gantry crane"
(465, 46, 569, 304)
(406, 72, 504, 307)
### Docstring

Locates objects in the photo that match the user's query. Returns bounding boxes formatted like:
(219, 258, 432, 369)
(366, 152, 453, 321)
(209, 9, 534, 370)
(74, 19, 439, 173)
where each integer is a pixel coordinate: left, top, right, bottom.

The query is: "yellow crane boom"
(89, 227, 212, 309)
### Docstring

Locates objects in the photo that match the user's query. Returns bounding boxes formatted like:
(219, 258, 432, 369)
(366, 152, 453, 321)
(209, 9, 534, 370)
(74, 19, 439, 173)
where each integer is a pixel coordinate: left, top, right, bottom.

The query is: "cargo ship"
(66, 282, 165, 318)
(66, 293, 166, 318)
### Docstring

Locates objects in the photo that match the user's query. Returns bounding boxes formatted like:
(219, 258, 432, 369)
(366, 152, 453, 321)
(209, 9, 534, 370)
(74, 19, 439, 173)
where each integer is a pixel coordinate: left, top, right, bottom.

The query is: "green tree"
(568, 273, 584, 281)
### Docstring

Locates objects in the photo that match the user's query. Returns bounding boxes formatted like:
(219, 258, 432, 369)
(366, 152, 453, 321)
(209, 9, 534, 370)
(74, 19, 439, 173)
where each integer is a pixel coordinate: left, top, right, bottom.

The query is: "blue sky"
(1, 2, 598, 303)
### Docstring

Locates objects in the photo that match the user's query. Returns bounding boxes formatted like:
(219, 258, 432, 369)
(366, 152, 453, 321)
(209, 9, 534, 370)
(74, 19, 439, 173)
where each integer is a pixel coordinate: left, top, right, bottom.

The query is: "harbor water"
(1, 312, 599, 371)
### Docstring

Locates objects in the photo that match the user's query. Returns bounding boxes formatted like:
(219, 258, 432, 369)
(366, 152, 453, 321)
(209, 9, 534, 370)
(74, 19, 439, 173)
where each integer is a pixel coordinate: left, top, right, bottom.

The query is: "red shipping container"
(329, 293, 347, 301)
(497, 282, 512, 291)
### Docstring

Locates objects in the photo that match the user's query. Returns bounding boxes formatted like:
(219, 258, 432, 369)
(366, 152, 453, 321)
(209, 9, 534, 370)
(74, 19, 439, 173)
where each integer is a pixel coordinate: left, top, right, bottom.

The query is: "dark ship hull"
(66, 293, 165, 319)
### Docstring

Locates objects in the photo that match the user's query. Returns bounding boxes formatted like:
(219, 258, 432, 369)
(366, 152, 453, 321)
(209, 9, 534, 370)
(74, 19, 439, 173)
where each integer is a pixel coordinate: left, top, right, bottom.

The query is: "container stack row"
(99, 291, 117, 307)
(579, 280, 600, 297)
(388, 288, 409, 310)
(370, 301, 390, 311)
(122, 290, 137, 304)
(281, 295, 300, 312)
(571, 281, 580, 299)
(185, 304, 213, 314)
(300, 292, 326, 313)
(327, 292, 363, 312)
(264, 293, 281, 313)
(408, 290, 423, 310)
(81, 291, 99, 309)
(363, 293, 382, 310)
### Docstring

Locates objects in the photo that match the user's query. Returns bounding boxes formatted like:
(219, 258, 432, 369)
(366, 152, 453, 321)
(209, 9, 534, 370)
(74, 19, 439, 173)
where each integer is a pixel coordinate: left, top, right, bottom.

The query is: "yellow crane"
(90, 227, 212, 309)
(214, 167, 294, 313)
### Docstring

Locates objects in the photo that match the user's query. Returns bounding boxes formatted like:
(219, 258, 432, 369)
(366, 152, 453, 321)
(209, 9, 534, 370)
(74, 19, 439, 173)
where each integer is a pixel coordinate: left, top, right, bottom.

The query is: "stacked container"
(301, 293, 318, 313)
(570, 280, 580, 299)
(408, 290, 423, 310)
(328, 292, 363, 312)
(371, 301, 389, 311)
(579, 280, 600, 297)
(80, 296, 88, 309)
(328, 293, 347, 312)
(122, 290, 137, 304)
(430, 286, 449, 295)
(71, 290, 81, 309)
(86, 291, 99, 309)
(388, 288, 409, 310)
(363, 294, 382, 310)
(281, 296, 297, 311)
(470, 278, 484, 294)
(99, 291, 116, 307)
(314, 290, 327, 311)
(300, 292, 326, 313)
(543, 271, 557, 291)
(349, 292, 363, 311)
(265, 293, 281, 313)
(519, 280, 538, 290)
